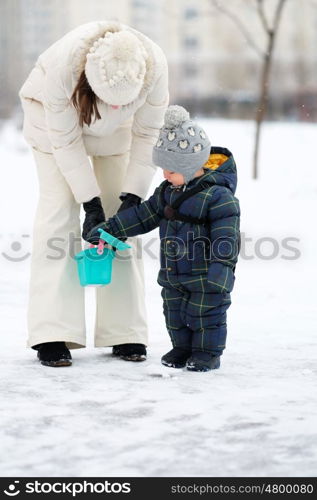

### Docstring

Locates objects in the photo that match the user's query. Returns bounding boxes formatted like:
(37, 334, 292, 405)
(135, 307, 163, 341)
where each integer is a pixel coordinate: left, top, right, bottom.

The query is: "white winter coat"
(19, 21, 169, 203)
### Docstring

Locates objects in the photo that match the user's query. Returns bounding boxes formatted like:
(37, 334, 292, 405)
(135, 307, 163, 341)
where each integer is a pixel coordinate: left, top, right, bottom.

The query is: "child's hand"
(84, 222, 127, 245)
(84, 222, 106, 245)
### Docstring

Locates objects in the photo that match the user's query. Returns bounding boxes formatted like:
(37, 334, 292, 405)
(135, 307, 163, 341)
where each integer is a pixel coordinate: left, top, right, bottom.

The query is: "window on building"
(183, 63, 198, 78)
(132, 0, 149, 7)
(184, 8, 198, 19)
(183, 37, 198, 49)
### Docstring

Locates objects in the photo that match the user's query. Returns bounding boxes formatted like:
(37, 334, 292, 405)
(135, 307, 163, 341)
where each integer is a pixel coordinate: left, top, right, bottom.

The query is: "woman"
(19, 21, 169, 367)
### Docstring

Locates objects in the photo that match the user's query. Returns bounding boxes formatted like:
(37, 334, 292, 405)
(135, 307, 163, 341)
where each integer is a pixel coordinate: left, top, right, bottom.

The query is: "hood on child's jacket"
(190, 146, 237, 195)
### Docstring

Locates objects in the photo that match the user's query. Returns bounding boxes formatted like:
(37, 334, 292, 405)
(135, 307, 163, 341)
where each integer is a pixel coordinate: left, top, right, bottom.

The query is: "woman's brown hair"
(71, 70, 101, 127)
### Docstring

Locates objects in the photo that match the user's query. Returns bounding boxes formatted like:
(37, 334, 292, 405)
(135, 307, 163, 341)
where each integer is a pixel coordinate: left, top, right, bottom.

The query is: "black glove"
(84, 194, 140, 245)
(82, 197, 105, 242)
(85, 221, 107, 245)
(117, 193, 141, 213)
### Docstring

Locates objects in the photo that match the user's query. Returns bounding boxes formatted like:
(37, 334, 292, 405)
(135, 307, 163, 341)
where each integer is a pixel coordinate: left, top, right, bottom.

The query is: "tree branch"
(272, 0, 288, 33)
(256, 0, 271, 34)
(210, 0, 265, 58)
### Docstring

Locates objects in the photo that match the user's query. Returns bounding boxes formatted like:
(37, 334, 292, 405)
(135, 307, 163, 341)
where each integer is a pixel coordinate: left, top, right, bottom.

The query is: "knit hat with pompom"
(85, 30, 148, 105)
(152, 105, 211, 183)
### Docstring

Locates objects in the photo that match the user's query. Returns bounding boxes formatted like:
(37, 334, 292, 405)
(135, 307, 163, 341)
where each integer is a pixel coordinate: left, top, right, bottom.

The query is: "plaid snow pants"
(159, 274, 231, 355)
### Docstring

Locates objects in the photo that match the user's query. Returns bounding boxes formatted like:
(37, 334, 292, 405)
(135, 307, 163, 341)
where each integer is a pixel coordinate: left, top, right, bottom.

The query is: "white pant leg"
(27, 148, 86, 349)
(92, 154, 148, 347)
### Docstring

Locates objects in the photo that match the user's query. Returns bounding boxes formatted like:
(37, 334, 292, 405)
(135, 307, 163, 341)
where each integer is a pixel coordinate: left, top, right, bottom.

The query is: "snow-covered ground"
(0, 119, 316, 477)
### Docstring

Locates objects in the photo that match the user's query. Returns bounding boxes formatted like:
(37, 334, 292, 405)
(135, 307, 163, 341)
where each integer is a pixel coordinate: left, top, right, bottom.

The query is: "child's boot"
(36, 341, 72, 367)
(187, 351, 220, 372)
(161, 347, 192, 368)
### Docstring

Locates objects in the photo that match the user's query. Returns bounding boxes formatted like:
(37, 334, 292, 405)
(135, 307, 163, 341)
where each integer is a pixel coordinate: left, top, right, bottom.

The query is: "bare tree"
(211, 0, 288, 179)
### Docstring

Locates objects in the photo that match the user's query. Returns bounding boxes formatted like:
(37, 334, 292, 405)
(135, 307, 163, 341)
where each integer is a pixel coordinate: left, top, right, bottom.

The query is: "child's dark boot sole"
(187, 356, 221, 372)
(187, 364, 218, 372)
(161, 359, 187, 368)
(161, 347, 191, 368)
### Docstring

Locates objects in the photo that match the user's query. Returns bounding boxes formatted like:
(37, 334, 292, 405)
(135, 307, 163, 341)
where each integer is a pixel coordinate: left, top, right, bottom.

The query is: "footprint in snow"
(145, 364, 180, 378)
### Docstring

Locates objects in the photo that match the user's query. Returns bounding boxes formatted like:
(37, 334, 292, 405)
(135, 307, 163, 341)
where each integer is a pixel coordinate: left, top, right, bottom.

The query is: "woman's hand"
(82, 197, 105, 242)
(117, 193, 141, 213)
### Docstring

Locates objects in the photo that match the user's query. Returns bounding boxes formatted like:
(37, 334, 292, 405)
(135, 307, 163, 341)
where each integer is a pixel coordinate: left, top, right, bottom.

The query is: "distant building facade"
(1, 0, 316, 120)
(0, 0, 22, 117)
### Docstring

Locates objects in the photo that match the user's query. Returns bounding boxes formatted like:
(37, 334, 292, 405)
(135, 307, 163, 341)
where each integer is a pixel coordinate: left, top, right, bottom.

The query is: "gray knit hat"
(152, 105, 211, 183)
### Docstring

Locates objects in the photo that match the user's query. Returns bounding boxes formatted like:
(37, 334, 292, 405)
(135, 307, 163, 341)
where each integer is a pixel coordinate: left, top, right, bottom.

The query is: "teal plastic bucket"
(74, 246, 115, 286)
(74, 229, 131, 287)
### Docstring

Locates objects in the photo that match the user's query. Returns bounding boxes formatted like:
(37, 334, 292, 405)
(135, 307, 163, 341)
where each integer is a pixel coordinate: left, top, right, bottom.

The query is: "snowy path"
(0, 120, 316, 477)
